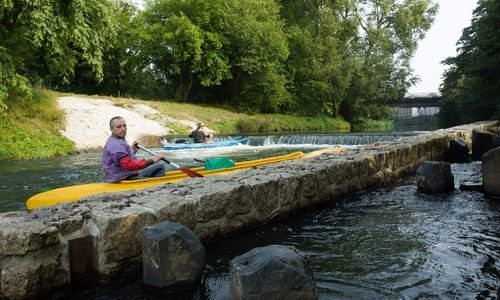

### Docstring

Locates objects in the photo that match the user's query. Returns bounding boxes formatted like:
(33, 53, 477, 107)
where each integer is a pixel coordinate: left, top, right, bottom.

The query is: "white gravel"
(58, 96, 172, 151)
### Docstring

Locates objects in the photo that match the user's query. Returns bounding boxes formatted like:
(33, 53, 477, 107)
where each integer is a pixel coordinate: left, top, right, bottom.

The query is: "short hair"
(109, 116, 124, 128)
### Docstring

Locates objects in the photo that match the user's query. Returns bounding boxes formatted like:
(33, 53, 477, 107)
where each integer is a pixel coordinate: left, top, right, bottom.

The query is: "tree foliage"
(439, 0, 500, 127)
(1, 0, 439, 122)
(222, 0, 290, 113)
(0, 0, 116, 111)
(279, 0, 437, 121)
(138, 0, 231, 102)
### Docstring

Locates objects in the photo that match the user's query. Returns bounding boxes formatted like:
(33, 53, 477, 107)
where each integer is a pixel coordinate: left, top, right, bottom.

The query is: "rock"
(69, 235, 100, 289)
(472, 130, 495, 161)
(416, 161, 454, 194)
(493, 136, 500, 148)
(230, 245, 317, 300)
(482, 146, 500, 197)
(142, 221, 205, 291)
(459, 182, 483, 192)
(445, 137, 469, 163)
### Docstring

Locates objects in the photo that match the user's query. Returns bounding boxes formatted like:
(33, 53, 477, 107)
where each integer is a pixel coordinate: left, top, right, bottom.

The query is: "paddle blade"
(179, 166, 204, 178)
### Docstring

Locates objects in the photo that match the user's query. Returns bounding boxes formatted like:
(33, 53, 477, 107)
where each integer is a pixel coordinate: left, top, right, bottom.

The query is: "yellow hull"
(26, 147, 346, 210)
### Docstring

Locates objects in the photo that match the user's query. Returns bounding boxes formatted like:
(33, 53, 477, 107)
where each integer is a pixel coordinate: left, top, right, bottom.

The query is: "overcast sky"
(130, 0, 478, 95)
(408, 0, 477, 94)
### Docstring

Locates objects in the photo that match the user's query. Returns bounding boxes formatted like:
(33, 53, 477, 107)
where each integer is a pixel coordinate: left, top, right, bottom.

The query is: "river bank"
(0, 91, 357, 161)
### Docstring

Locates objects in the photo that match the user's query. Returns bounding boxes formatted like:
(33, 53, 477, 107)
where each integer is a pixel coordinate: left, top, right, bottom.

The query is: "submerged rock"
(416, 161, 454, 194)
(142, 221, 205, 291)
(446, 137, 469, 163)
(472, 130, 496, 161)
(482, 146, 500, 197)
(230, 244, 317, 300)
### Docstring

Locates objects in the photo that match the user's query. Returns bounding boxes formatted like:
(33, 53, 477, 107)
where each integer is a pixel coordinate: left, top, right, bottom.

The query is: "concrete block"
(482, 146, 500, 197)
(416, 161, 454, 194)
(142, 221, 205, 291)
(230, 245, 317, 300)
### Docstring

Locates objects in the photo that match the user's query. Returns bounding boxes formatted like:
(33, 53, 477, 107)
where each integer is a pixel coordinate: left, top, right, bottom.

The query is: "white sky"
(408, 0, 477, 94)
(130, 0, 477, 95)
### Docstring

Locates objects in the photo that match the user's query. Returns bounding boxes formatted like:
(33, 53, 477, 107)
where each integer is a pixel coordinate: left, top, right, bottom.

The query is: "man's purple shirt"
(102, 135, 137, 182)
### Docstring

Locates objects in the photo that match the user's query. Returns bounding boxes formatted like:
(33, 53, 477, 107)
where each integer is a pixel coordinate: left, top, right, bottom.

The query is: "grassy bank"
(0, 89, 74, 161)
(2, 90, 395, 161)
(110, 97, 351, 135)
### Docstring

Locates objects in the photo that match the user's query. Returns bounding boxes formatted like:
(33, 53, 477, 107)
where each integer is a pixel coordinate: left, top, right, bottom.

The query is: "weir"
(0, 121, 498, 299)
(170, 132, 419, 147)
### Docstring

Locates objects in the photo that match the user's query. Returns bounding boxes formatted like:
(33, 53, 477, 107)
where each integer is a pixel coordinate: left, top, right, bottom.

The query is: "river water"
(1, 131, 499, 299)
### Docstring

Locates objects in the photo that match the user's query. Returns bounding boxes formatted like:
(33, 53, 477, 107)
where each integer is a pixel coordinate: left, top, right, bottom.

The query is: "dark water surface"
(1, 132, 499, 299)
(71, 162, 500, 299)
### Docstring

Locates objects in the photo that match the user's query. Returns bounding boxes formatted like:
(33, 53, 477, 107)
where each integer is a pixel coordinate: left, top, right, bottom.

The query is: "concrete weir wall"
(0, 121, 498, 298)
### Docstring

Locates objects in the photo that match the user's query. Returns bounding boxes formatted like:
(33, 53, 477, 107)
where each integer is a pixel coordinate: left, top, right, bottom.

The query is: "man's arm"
(119, 156, 151, 171)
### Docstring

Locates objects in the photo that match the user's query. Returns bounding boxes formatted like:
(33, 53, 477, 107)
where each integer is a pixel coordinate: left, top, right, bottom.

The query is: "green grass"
(0, 89, 74, 161)
(109, 97, 351, 134)
(352, 119, 394, 132)
(0, 90, 393, 161)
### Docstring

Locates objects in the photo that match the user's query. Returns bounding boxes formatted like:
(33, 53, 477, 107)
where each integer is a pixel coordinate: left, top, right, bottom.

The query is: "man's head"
(197, 122, 204, 128)
(110, 116, 127, 138)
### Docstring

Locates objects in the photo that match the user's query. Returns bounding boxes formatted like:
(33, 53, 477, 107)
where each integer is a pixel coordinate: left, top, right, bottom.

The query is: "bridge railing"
(393, 96, 442, 108)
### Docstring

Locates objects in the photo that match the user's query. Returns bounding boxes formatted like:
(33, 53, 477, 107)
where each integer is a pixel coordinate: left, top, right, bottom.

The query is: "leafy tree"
(0, 0, 116, 111)
(340, 0, 437, 124)
(138, 0, 231, 102)
(279, 0, 437, 122)
(222, 0, 290, 114)
(43, 1, 170, 100)
(439, 0, 500, 126)
(280, 0, 358, 117)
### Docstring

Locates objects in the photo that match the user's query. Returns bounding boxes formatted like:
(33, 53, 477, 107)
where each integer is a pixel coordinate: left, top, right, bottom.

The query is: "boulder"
(416, 161, 454, 194)
(482, 146, 500, 197)
(142, 221, 205, 291)
(472, 130, 495, 161)
(493, 136, 500, 148)
(230, 245, 317, 300)
(446, 137, 469, 163)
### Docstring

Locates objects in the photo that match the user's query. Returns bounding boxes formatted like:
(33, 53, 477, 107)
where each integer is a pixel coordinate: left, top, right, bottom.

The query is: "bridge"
(393, 95, 441, 108)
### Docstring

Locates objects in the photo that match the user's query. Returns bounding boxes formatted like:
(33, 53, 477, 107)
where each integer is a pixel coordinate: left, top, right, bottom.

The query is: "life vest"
(192, 130, 206, 143)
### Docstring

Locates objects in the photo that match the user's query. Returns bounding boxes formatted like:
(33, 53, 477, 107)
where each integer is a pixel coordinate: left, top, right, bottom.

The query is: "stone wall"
(0, 120, 497, 299)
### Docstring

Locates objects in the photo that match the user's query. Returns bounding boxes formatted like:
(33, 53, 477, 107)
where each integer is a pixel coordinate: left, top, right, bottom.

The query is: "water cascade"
(165, 132, 419, 147)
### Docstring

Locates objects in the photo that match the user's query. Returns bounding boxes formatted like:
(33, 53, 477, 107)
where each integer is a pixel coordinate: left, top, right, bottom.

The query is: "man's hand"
(132, 141, 140, 153)
(153, 154, 166, 163)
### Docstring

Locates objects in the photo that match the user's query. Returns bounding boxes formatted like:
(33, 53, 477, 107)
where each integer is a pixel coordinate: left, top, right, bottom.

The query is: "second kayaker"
(189, 122, 213, 143)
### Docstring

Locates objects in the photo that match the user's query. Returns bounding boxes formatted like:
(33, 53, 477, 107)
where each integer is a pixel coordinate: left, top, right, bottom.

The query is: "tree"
(280, 0, 359, 117)
(339, 0, 438, 124)
(222, 0, 290, 113)
(0, 0, 116, 111)
(279, 0, 437, 121)
(139, 0, 231, 102)
(439, 0, 500, 126)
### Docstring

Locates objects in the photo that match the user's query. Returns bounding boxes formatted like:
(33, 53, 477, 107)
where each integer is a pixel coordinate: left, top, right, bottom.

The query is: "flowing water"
(1, 132, 499, 299)
(0, 133, 415, 213)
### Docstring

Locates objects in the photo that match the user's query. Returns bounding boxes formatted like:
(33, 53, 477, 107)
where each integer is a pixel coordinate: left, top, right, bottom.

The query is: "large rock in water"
(446, 137, 469, 163)
(230, 244, 317, 300)
(142, 221, 205, 291)
(416, 161, 454, 194)
(472, 130, 495, 161)
(482, 146, 500, 197)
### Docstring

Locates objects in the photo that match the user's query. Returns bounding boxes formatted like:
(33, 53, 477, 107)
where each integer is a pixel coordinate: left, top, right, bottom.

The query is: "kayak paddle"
(136, 145, 203, 178)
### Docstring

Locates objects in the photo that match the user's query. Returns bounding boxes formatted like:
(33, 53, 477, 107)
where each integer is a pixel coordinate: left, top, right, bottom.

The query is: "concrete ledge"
(0, 120, 498, 298)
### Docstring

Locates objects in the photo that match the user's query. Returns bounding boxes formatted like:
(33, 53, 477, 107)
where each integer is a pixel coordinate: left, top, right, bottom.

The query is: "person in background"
(103, 116, 166, 183)
(189, 122, 213, 143)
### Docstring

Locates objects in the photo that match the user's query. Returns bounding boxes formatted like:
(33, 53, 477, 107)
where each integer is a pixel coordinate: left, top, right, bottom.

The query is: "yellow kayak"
(26, 147, 346, 210)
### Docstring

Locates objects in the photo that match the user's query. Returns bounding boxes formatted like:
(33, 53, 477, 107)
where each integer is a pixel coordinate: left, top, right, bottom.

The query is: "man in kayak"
(189, 122, 213, 143)
(103, 116, 166, 183)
